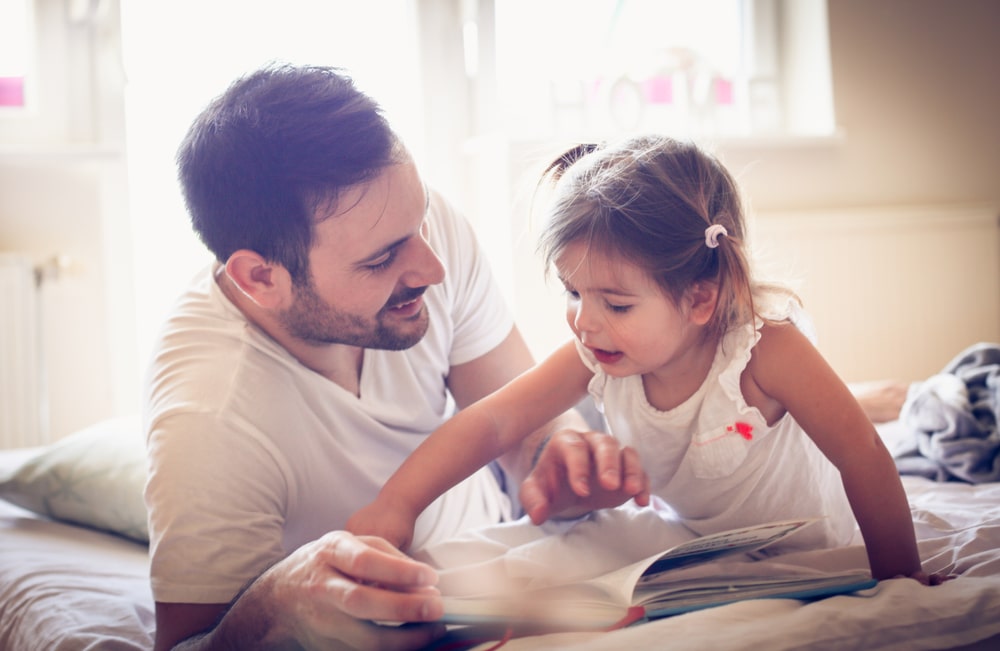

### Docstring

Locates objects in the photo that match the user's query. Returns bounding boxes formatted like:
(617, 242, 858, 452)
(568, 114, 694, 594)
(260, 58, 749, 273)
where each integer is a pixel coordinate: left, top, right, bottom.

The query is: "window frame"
(0, 0, 36, 114)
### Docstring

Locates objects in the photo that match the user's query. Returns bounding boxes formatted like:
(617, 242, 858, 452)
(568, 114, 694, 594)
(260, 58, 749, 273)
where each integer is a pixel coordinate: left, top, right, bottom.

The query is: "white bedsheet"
(429, 475, 1000, 651)
(0, 496, 154, 650)
(1, 452, 999, 650)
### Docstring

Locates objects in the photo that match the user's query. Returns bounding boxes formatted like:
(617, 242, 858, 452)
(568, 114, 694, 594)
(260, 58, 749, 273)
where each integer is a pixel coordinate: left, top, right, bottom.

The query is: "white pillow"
(0, 416, 148, 542)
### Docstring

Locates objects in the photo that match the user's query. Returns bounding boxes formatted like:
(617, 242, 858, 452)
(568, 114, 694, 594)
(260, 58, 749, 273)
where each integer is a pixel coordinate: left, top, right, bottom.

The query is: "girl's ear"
(686, 281, 720, 326)
(223, 250, 292, 309)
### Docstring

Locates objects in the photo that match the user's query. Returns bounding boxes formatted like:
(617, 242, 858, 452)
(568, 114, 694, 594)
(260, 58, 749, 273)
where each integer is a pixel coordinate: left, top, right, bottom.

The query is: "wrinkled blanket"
(893, 342, 1000, 483)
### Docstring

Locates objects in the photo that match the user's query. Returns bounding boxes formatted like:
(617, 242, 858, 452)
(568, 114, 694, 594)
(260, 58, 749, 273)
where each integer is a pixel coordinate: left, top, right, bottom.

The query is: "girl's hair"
(538, 134, 757, 341)
(176, 63, 402, 285)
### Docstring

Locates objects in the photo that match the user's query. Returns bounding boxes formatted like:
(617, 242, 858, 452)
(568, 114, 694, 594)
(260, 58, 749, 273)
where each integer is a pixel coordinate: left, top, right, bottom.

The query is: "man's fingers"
(325, 575, 443, 623)
(259, 532, 449, 650)
(320, 532, 438, 592)
(361, 535, 410, 557)
(303, 594, 445, 649)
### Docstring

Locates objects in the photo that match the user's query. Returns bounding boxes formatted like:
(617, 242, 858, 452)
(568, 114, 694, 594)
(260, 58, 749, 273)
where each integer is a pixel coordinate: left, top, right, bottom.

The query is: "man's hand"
(518, 429, 650, 525)
(183, 532, 446, 651)
(346, 500, 417, 551)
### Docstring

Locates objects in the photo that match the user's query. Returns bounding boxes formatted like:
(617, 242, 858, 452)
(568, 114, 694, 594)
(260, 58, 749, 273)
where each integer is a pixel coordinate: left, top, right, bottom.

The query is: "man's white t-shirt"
(144, 191, 515, 604)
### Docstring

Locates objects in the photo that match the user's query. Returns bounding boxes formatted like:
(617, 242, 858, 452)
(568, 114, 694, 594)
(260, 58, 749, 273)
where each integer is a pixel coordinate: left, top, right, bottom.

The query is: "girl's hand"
(519, 429, 650, 524)
(347, 500, 417, 552)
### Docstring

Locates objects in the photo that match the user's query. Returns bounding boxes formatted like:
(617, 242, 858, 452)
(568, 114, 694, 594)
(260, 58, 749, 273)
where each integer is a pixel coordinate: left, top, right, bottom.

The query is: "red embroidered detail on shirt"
(735, 421, 754, 440)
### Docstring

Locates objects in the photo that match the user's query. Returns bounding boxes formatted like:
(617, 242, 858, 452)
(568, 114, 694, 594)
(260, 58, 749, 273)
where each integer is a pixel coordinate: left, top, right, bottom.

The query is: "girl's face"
(556, 240, 709, 381)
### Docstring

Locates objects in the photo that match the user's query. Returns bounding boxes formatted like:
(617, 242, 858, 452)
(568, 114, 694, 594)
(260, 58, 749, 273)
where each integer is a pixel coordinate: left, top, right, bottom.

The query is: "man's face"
(277, 159, 445, 350)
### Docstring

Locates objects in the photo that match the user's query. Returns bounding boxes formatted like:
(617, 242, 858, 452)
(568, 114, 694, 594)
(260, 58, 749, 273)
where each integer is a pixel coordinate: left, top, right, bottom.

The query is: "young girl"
(349, 135, 935, 583)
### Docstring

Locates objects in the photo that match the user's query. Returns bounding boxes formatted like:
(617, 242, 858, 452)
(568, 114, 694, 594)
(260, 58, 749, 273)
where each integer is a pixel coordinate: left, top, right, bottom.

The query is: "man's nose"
(401, 235, 445, 287)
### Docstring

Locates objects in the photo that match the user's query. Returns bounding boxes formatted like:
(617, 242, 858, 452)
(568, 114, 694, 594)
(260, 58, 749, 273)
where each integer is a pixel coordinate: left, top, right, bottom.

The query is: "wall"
(726, 0, 1000, 209)
(723, 0, 1000, 381)
(0, 0, 132, 443)
(729, 0, 1000, 380)
(499, 0, 1000, 384)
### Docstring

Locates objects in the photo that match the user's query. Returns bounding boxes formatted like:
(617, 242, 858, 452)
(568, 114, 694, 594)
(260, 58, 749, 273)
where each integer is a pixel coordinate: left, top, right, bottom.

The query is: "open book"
(437, 518, 876, 630)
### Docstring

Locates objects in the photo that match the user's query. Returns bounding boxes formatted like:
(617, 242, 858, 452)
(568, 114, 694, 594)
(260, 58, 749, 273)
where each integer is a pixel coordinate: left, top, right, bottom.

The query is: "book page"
(640, 518, 819, 578)
(440, 518, 826, 625)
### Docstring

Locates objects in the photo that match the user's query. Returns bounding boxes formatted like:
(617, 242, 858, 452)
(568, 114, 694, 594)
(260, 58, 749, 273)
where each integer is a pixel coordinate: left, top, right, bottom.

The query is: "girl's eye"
(607, 303, 632, 313)
(564, 288, 580, 300)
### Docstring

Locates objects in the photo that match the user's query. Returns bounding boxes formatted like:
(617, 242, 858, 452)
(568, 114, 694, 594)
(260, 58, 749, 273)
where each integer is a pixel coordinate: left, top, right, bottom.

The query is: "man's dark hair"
(176, 63, 400, 284)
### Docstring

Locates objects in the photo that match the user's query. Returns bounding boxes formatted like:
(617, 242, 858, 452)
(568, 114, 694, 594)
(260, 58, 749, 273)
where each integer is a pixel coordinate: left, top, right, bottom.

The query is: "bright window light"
(492, 0, 833, 141)
(0, 0, 32, 109)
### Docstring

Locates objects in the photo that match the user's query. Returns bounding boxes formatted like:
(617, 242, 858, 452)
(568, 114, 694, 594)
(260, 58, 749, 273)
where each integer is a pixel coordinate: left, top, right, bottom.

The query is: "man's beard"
(278, 279, 429, 350)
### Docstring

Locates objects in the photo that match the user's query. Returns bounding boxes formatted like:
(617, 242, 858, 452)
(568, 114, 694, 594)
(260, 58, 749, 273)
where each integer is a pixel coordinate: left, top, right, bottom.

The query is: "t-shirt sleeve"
(146, 411, 288, 604)
(427, 190, 515, 366)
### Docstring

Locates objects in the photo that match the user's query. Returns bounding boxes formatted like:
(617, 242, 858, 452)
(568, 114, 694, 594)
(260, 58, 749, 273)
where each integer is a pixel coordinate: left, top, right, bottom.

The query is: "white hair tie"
(705, 224, 728, 248)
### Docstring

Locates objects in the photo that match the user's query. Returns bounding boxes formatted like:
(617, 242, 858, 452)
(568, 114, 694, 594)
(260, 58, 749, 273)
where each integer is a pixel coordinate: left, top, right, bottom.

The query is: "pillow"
(0, 416, 148, 542)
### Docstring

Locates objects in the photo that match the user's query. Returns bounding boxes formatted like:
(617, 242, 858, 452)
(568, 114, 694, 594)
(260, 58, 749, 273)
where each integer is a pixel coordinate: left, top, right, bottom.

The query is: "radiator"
(0, 253, 46, 448)
(750, 205, 1000, 383)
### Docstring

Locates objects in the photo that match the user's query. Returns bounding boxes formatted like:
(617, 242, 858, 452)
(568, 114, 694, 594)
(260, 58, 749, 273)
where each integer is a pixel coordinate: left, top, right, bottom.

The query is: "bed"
(0, 418, 154, 650)
(1, 397, 999, 650)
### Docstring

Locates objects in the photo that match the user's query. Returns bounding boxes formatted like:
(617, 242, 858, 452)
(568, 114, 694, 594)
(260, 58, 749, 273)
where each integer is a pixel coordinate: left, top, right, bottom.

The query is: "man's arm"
(153, 533, 445, 650)
(154, 603, 225, 651)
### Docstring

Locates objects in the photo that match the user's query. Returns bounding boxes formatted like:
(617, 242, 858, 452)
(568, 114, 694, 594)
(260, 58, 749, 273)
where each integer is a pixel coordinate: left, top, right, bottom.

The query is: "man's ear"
(223, 250, 292, 309)
(686, 281, 720, 325)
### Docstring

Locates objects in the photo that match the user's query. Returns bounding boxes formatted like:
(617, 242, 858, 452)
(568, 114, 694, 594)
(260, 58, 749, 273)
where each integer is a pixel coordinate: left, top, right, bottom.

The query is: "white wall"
(715, 0, 1000, 380)
(0, 0, 132, 442)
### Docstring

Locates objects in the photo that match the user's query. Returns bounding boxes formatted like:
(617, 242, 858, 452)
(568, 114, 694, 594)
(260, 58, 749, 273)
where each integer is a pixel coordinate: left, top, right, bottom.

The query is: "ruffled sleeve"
(716, 287, 817, 420)
(715, 320, 762, 417)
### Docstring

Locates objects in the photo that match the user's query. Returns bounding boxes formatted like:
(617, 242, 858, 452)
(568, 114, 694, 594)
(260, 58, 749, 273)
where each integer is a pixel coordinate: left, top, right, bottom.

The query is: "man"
(144, 63, 646, 650)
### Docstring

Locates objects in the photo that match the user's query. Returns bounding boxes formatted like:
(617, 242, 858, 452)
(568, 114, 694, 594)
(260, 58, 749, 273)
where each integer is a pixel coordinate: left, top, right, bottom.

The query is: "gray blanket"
(893, 342, 1000, 483)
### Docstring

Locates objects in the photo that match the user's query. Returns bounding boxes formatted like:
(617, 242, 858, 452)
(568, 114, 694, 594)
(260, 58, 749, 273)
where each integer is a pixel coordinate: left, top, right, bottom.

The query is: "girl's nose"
(570, 299, 596, 333)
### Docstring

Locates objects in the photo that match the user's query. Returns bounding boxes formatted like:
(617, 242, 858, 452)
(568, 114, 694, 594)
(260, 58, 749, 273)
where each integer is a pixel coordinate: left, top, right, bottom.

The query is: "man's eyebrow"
(354, 184, 430, 268)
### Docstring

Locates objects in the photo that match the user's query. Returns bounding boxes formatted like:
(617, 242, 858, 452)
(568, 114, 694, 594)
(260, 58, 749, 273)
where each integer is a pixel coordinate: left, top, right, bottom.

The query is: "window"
(486, 0, 834, 142)
(0, 0, 117, 147)
(433, 0, 836, 359)
(0, 0, 33, 110)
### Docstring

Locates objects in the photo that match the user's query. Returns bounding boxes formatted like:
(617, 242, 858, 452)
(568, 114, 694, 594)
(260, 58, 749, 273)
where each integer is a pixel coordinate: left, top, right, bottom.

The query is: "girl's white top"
(577, 291, 856, 553)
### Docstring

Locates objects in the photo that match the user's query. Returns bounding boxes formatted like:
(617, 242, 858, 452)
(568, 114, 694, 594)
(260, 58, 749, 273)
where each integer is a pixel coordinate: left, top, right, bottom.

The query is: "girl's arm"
(745, 322, 929, 582)
(347, 340, 593, 549)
